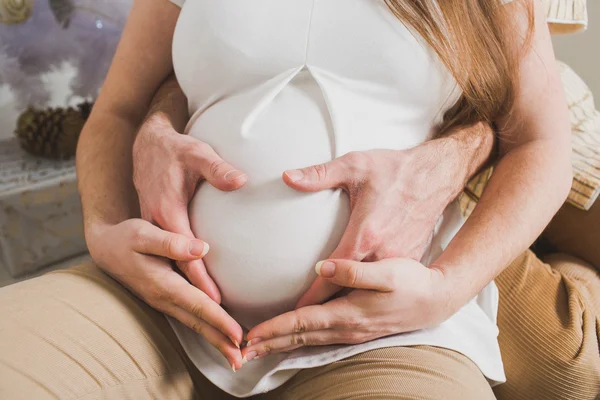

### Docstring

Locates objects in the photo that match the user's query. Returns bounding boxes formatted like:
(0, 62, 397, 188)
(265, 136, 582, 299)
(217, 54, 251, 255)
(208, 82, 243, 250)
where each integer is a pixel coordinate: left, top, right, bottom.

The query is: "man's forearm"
(77, 74, 188, 235)
(433, 122, 496, 201)
(77, 111, 141, 231)
(142, 74, 188, 135)
(442, 122, 496, 191)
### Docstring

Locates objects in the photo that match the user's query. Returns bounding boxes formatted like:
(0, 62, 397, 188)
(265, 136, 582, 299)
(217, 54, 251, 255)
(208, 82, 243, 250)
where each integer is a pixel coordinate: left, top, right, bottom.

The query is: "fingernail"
(285, 169, 304, 182)
(224, 170, 246, 182)
(256, 351, 270, 359)
(242, 351, 257, 364)
(233, 339, 240, 349)
(247, 338, 262, 347)
(315, 261, 336, 277)
(189, 240, 209, 257)
(231, 362, 237, 373)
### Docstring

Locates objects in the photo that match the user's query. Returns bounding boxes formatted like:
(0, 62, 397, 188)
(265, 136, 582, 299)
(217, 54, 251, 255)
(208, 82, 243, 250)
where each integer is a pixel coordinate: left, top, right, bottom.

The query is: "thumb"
(155, 205, 195, 238)
(187, 141, 248, 192)
(283, 156, 351, 193)
(315, 259, 394, 292)
(294, 276, 342, 309)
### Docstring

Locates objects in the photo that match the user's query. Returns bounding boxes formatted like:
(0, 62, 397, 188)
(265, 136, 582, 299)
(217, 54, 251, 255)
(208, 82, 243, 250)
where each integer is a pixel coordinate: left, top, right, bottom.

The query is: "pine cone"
(14, 102, 92, 160)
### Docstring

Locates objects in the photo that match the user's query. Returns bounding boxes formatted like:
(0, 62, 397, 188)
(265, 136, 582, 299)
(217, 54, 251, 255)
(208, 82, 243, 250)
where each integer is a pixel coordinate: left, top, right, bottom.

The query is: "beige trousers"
(0, 251, 598, 400)
(544, 198, 600, 267)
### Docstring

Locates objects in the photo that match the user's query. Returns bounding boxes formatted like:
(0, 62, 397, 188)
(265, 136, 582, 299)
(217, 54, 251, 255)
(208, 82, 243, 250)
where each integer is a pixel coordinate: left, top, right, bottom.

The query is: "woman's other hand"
(133, 109, 248, 303)
(87, 219, 245, 371)
(242, 258, 452, 359)
(287, 122, 494, 308)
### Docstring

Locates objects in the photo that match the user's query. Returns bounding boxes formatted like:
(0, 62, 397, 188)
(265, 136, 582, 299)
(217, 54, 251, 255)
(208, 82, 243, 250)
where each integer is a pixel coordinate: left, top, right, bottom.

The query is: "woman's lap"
(0, 262, 491, 400)
(255, 346, 494, 400)
(0, 251, 598, 399)
(0, 262, 214, 400)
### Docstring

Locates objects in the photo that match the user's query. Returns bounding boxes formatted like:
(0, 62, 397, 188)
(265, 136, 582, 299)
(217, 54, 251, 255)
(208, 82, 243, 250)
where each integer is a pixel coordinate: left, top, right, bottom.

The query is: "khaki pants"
(543, 199, 600, 267)
(0, 251, 598, 399)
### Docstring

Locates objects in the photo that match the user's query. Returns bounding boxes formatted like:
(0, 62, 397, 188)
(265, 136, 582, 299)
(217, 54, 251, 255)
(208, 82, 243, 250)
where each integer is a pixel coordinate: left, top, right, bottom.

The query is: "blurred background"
(0, 0, 132, 138)
(0, 0, 132, 286)
(553, 1, 599, 97)
(0, 0, 598, 287)
(1, 1, 598, 136)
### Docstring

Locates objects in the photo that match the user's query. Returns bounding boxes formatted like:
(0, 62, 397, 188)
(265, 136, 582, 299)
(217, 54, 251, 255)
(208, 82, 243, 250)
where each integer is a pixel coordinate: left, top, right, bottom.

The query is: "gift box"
(0, 138, 86, 277)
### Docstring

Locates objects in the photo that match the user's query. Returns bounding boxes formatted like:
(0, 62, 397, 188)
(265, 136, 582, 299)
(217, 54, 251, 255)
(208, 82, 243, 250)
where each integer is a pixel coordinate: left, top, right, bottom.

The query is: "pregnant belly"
(188, 69, 350, 329)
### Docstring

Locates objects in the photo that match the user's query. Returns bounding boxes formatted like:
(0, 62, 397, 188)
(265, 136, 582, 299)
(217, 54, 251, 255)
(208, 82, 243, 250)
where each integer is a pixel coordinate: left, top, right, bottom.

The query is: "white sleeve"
(168, 0, 185, 7)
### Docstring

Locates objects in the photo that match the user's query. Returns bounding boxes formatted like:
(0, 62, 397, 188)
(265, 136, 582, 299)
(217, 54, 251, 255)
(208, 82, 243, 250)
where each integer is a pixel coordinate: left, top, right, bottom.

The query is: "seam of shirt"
(304, 0, 317, 65)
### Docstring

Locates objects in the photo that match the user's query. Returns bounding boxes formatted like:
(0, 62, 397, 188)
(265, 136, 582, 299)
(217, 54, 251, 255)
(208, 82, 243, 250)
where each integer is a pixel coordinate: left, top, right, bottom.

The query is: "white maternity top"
(167, 0, 505, 397)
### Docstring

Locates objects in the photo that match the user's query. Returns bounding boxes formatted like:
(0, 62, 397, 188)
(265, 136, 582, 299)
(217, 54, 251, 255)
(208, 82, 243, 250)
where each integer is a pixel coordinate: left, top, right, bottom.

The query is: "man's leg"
(543, 199, 600, 268)
(494, 250, 600, 400)
(255, 346, 495, 400)
(0, 262, 232, 400)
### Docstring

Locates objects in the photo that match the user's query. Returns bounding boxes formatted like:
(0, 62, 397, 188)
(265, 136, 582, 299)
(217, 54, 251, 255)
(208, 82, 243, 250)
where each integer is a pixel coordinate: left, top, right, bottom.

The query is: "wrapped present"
(0, 138, 86, 277)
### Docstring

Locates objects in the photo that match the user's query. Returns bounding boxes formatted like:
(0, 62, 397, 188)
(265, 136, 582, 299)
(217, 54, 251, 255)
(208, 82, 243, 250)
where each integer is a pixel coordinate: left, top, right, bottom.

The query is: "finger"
(153, 205, 222, 303)
(243, 328, 366, 359)
(163, 304, 243, 370)
(133, 222, 209, 261)
(282, 155, 353, 192)
(294, 235, 364, 309)
(247, 300, 350, 343)
(177, 259, 222, 304)
(154, 203, 195, 238)
(328, 207, 376, 262)
(242, 330, 328, 358)
(167, 273, 244, 348)
(315, 259, 395, 292)
(186, 141, 248, 191)
(294, 276, 342, 309)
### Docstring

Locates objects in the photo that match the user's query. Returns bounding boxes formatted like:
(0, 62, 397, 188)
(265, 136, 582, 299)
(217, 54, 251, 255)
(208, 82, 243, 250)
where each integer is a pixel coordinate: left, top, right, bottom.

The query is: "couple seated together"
(0, 0, 598, 399)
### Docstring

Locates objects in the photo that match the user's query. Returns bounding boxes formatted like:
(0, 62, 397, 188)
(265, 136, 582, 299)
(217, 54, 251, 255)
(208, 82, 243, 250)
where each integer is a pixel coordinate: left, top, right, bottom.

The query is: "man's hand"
(289, 122, 494, 308)
(241, 258, 452, 361)
(133, 87, 248, 303)
(87, 219, 245, 370)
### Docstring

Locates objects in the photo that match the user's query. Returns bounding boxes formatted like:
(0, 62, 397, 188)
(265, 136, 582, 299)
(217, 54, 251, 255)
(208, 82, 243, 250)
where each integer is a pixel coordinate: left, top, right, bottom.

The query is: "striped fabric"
(560, 61, 600, 210)
(544, 0, 588, 34)
(492, 251, 600, 400)
(459, 61, 600, 216)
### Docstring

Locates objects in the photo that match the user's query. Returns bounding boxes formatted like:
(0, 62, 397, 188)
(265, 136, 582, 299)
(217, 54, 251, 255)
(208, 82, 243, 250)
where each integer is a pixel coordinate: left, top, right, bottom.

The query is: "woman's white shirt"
(166, 0, 505, 396)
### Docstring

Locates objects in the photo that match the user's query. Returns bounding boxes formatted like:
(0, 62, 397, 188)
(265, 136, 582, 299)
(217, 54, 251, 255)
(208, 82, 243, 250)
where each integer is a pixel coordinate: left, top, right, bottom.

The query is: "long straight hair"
(385, 0, 533, 133)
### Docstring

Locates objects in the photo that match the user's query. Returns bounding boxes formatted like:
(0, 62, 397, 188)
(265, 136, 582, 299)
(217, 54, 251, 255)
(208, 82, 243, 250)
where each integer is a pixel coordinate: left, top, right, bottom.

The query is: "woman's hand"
(87, 219, 245, 370)
(287, 125, 493, 308)
(241, 258, 453, 360)
(133, 114, 248, 303)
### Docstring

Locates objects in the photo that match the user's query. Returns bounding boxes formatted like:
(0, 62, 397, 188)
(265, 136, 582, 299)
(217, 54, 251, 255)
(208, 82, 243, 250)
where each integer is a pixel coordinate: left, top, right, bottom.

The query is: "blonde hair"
(385, 0, 533, 133)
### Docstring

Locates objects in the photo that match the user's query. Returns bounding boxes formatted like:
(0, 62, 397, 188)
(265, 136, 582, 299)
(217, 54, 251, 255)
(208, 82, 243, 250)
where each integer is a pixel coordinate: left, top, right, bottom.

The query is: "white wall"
(552, 2, 600, 98)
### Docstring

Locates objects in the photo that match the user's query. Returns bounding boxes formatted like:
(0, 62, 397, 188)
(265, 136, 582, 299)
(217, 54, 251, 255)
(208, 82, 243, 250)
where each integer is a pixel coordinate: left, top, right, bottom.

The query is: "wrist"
(82, 217, 113, 256)
(144, 77, 189, 133)
(430, 135, 474, 199)
(425, 265, 465, 322)
(134, 113, 179, 160)
(429, 258, 487, 313)
(141, 111, 177, 136)
(83, 214, 115, 239)
(443, 122, 495, 177)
